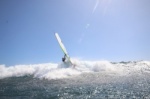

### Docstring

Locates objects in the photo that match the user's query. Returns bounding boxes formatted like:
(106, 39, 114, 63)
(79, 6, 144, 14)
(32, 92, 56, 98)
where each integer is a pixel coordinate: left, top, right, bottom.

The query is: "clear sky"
(0, 0, 150, 66)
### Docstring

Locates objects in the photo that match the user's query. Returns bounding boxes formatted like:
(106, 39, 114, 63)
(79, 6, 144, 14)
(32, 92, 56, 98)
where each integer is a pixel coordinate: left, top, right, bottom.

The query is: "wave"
(0, 60, 150, 80)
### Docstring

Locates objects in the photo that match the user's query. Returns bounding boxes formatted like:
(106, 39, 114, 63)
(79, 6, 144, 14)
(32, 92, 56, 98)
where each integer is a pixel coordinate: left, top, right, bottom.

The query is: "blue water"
(0, 60, 150, 98)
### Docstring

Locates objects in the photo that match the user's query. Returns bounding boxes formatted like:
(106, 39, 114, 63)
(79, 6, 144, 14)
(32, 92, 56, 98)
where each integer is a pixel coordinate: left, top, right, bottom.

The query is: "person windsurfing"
(62, 54, 67, 62)
(62, 54, 76, 68)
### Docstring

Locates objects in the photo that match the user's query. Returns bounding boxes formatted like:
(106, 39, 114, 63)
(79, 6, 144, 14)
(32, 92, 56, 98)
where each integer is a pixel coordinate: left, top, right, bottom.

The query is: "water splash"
(0, 60, 150, 80)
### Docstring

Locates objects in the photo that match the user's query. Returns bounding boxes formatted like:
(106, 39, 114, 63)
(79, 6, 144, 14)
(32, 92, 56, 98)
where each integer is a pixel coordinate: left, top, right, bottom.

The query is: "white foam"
(0, 60, 150, 80)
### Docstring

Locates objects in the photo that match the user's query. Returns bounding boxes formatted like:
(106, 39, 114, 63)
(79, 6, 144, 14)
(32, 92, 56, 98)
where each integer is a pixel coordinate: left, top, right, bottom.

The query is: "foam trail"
(0, 60, 150, 80)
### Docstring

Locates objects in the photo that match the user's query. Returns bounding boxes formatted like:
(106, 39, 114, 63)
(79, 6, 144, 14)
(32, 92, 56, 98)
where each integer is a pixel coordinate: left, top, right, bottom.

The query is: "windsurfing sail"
(55, 33, 73, 65)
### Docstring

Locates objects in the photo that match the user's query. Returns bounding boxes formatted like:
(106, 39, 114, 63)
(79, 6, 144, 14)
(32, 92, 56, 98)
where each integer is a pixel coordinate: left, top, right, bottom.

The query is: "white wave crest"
(0, 60, 150, 80)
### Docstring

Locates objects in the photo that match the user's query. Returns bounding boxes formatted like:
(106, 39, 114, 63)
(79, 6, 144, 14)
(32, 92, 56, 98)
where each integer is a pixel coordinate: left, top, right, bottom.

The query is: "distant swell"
(0, 60, 150, 80)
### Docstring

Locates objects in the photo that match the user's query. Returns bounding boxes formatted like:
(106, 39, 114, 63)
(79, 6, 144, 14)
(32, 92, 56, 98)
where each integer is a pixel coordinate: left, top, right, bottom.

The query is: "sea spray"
(0, 60, 150, 80)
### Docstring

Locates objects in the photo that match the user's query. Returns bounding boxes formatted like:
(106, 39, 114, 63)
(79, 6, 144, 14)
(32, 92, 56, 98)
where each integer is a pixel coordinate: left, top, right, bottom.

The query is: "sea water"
(0, 60, 150, 98)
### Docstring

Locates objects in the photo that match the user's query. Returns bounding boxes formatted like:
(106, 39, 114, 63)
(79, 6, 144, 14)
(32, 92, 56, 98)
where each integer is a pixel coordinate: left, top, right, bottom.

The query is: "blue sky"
(0, 0, 150, 65)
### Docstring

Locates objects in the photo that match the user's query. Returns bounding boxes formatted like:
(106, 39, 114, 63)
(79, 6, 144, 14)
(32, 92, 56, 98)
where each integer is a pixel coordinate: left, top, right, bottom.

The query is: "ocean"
(0, 60, 150, 99)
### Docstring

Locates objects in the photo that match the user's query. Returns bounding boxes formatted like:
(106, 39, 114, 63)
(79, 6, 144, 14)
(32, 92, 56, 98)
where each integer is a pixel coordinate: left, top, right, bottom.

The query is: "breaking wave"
(0, 60, 150, 80)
